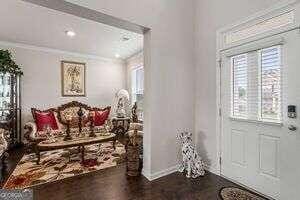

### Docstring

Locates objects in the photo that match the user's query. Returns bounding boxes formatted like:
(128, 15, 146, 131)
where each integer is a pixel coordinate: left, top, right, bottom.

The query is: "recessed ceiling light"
(115, 54, 120, 58)
(65, 30, 76, 37)
(122, 37, 130, 41)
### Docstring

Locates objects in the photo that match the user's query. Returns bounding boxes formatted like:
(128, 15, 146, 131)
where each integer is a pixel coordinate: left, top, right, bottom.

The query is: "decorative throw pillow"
(92, 108, 110, 126)
(32, 110, 59, 132)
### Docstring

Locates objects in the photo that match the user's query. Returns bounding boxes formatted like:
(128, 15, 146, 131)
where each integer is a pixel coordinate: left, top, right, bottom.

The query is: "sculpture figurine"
(114, 89, 130, 118)
(63, 114, 73, 141)
(77, 107, 83, 134)
(88, 112, 96, 137)
(116, 98, 126, 118)
(132, 102, 138, 123)
(178, 132, 205, 178)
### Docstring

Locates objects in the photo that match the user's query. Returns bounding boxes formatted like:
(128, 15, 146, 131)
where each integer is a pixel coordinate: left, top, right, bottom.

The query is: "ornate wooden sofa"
(24, 101, 111, 151)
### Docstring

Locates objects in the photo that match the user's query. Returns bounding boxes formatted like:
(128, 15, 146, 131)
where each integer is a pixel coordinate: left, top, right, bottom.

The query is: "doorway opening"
(0, 0, 151, 189)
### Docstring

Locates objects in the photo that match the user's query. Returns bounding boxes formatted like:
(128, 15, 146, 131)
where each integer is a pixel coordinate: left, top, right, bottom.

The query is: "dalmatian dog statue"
(178, 132, 205, 178)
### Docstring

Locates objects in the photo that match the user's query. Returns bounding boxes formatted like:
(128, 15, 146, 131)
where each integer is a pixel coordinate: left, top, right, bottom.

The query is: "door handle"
(288, 125, 297, 131)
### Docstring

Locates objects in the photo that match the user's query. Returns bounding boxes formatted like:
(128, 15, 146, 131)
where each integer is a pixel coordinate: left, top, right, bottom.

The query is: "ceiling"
(0, 0, 143, 60)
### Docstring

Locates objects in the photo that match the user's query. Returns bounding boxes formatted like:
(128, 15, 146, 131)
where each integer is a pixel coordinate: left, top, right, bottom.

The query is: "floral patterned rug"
(3, 141, 126, 189)
(220, 187, 267, 200)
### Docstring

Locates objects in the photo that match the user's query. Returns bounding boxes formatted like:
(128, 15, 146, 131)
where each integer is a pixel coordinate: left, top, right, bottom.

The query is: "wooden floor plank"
(1, 146, 267, 200)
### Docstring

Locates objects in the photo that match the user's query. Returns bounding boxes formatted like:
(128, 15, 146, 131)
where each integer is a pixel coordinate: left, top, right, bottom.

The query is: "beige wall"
(0, 42, 126, 131)
(18, 0, 281, 180)
(66, 0, 196, 178)
(4, 0, 284, 181)
(194, 0, 282, 173)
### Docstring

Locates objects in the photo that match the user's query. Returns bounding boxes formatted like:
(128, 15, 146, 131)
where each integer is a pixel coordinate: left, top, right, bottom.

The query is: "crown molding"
(0, 40, 125, 64)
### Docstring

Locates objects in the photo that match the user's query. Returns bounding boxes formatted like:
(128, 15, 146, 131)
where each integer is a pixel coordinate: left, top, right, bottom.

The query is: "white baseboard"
(141, 169, 151, 180)
(142, 165, 179, 181)
(142, 164, 219, 181)
(204, 164, 220, 175)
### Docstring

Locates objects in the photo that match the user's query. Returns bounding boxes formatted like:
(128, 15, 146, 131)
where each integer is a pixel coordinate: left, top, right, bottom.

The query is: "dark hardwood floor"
(1, 147, 269, 200)
(33, 165, 243, 200)
(0, 146, 24, 187)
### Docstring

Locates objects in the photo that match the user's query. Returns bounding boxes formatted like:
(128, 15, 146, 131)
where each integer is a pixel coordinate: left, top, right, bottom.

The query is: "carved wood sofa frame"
(24, 101, 111, 152)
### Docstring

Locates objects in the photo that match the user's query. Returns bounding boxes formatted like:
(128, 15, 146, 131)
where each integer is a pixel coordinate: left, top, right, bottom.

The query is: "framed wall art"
(61, 61, 86, 96)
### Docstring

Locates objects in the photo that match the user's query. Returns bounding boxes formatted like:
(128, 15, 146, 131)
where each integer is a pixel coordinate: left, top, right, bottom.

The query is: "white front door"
(221, 30, 300, 200)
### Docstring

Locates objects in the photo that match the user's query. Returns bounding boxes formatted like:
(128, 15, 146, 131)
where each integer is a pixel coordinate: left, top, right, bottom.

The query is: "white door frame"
(215, 0, 300, 176)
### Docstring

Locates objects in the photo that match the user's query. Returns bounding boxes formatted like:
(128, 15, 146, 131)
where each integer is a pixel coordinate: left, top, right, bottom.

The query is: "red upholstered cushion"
(93, 108, 110, 126)
(33, 110, 59, 132)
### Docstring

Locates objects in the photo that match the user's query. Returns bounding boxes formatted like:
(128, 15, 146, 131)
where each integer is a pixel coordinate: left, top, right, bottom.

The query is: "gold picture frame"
(61, 61, 86, 97)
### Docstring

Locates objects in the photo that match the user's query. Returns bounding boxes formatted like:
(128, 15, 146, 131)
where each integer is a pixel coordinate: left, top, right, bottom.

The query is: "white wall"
(0, 42, 126, 130)
(66, 0, 196, 178)
(194, 0, 282, 173)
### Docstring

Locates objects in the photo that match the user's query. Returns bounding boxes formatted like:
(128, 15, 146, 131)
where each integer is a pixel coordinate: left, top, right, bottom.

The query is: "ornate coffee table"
(36, 133, 116, 164)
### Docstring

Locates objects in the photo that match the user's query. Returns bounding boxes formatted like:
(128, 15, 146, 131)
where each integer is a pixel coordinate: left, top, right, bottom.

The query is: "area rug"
(3, 141, 126, 189)
(219, 187, 266, 200)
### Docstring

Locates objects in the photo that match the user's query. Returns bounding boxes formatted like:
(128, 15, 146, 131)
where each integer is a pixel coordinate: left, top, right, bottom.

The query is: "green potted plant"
(0, 50, 23, 75)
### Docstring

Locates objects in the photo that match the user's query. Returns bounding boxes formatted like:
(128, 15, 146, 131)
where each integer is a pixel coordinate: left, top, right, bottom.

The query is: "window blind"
(231, 45, 281, 122)
(135, 67, 144, 95)
(260, 46, 281, 121)
(131, 66, 144, 103)
(232, 54, 248, 118)
(131, 66, 144, 121)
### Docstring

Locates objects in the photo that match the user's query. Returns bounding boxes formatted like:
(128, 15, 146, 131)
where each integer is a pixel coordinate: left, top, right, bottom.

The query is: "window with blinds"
(231, 45, 281, 122)
(131, 66, 144, 104)
(131, 66, 144, 121)
(232, 54, 248, 118)
(260, 46, 281, 121)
